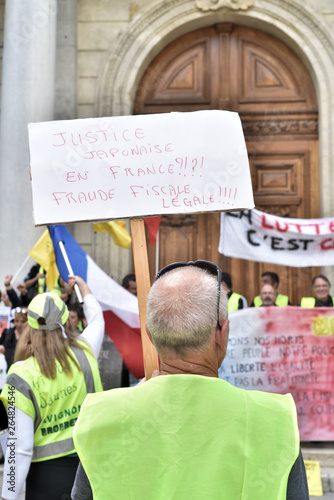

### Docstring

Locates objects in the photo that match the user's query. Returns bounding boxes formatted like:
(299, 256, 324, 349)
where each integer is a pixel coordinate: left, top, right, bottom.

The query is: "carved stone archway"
(96, 0, 334, 280)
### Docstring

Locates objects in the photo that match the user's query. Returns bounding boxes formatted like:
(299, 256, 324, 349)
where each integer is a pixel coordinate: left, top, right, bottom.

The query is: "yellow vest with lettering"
(254, 293, 289, 307)
(228, 292, 242, 312)
(74, 375, 299, 500)
(1, 340, 102, 462)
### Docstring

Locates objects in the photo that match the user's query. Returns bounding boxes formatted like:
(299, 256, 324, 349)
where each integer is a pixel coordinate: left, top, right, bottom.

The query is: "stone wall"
(1, 0, 334, 283)
(0, 1, 4, 112)
(75, 0, 334, 282)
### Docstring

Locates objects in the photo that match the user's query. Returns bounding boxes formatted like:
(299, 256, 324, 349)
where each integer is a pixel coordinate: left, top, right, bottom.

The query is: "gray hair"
(147, 266, 228, 357)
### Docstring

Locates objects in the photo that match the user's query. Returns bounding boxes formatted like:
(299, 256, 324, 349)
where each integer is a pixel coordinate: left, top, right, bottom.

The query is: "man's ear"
(215, 318, 229, 351)
(145, 323, 155, 345)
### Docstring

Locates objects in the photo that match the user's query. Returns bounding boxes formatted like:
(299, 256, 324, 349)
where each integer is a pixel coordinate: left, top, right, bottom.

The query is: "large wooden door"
(134, 24, 319, 305)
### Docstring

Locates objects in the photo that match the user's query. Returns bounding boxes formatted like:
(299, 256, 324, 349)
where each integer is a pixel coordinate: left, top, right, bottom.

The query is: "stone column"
(55, 0, 77, 120)
(0, 0, 57, 283)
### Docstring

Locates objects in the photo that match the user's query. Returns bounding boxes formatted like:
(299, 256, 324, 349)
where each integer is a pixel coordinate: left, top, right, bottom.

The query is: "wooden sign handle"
(130, 218, 159, 379)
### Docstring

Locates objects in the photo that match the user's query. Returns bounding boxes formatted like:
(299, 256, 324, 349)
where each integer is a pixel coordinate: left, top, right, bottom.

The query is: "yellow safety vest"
(300, 297, 334, 307)
(228, 292, 242, 312)
(1, 341, 102, 462)
(254, 293, 289, 307)
(51, 276, 62, 296)
(37, 266, 46, 294)
(74, 375, 299, 500)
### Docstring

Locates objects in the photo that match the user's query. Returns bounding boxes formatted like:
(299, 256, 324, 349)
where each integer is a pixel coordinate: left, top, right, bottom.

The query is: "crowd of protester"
(223, 270, 333, 312)
(0, 260, 328, 498)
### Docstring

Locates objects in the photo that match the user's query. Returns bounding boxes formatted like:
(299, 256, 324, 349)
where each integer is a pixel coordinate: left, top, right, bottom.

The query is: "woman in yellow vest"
(0, 275, 104, 500)
(300, 274, 334, 307)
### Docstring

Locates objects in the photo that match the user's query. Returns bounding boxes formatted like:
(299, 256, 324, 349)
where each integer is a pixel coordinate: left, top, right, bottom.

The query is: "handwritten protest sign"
(219, 209, 334, 266)
(219, 306, 334, 441)
(28, 111, 254, 226)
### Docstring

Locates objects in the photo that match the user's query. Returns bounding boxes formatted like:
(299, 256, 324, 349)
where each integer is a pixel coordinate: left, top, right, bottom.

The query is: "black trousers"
(26, 456, 79, 500)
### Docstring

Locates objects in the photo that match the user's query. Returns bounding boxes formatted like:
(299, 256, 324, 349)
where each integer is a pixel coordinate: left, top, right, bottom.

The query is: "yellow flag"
(92, 221, 132, 249)
(28, 230, 59, 291)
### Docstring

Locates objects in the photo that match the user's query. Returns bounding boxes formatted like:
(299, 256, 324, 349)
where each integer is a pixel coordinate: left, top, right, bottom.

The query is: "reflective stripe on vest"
(228, 293, 242, 313)
(254, 293, 289, 307)
(74, 376, 299, 500)
(71, 346, 95, 394)
(3, 343, 101, 462)
(6, 373, 42, 432)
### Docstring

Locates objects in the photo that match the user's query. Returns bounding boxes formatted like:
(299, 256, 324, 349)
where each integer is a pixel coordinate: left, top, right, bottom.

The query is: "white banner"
(219, 209, 334, 267)
(219, 307, 334, 441)
(28, 110, 254, 226)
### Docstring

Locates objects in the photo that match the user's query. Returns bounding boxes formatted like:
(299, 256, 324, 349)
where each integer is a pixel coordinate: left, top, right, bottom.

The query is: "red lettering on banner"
(260, 214, 332, 235)
(53, 128, 146, 148)
(261, 214, 274, 230)
(66, 172, 76, 182)
(66, 171, 89, 182)
(53, 132, 66, 146)
(52, 189, 115, 205)
(293, 223, 303, 233)
(320, 238, 334, 251)
(307, 223, 323, 235)
(276, 221, 289, 232)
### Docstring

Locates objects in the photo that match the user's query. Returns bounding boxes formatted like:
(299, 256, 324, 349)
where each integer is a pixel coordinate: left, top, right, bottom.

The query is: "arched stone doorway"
(134, 24, 319, 305)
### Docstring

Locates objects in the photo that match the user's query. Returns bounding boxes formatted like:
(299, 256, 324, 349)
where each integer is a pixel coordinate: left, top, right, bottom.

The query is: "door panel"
(135, 24, 319, 304)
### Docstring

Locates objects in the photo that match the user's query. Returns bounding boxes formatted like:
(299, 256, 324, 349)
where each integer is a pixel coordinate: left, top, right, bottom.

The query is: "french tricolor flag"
(48, 225, 144, 379)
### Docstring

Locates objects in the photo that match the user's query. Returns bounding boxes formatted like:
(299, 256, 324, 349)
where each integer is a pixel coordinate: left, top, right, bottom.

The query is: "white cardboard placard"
(28, 110, 254, 225)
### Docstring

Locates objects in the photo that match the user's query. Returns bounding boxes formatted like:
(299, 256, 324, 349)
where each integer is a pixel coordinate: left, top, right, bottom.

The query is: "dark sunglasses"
(156, 260, 222, 329)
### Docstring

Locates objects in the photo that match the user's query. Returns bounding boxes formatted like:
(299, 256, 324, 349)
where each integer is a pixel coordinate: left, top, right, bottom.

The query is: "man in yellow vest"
(300, 274, 334, 307)
(23, 262, 46, 301)
(259, 283, 277, 306)
(221, 272, 248, 312)
(251, 271, 290, 307)
(72, 260, 308, 500)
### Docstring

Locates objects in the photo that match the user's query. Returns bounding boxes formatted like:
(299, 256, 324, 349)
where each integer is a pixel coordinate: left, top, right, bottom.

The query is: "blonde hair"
(14, 325, 87, 379)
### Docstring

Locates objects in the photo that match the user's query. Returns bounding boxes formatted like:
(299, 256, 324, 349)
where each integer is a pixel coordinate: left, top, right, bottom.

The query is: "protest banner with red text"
(219, 209, 334, 266)
(219, 306, 334, 441)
